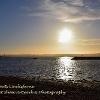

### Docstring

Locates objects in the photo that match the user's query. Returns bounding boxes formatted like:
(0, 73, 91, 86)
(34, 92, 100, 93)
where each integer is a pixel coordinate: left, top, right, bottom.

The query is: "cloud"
(77, 39, 100, 46)
(25, 0, 100, 23)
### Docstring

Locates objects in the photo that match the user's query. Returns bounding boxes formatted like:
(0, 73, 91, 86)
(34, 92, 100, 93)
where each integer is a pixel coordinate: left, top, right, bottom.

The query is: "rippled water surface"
(0, 57, 100, 81)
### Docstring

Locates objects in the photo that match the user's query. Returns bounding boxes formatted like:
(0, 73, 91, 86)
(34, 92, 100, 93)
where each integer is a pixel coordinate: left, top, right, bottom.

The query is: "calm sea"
(0, 57, 100, 81)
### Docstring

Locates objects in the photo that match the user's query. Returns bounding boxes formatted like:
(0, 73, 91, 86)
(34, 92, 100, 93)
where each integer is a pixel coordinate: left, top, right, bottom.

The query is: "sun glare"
(58, 28, 73, 43)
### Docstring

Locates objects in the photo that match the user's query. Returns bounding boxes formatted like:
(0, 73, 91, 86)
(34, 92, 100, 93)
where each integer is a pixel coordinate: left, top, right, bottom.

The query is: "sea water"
(0, 57, 100, 81)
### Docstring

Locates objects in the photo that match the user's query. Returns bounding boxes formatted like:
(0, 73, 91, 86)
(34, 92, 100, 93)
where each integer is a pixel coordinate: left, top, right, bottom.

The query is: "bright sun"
(58, 28, 73, 43)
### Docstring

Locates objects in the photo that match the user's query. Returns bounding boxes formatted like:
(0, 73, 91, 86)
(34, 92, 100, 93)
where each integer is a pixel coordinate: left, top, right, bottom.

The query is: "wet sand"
(0, 76, 100, 100)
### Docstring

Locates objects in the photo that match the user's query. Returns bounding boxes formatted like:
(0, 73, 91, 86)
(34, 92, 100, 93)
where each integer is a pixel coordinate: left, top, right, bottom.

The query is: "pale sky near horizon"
(0, 0, 100, 54)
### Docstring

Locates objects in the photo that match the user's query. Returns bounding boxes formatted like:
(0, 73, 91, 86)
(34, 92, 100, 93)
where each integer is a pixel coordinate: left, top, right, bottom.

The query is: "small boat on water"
(32, 57, 38, 59)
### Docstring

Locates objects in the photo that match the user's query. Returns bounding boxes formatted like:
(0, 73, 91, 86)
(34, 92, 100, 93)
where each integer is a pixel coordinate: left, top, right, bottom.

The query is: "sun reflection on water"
(57, 57, 75, 81)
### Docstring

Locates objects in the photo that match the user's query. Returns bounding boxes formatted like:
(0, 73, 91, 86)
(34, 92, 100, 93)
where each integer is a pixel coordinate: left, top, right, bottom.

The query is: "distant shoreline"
(0, 53, 100, 57)
(1, 55, 100, 59)
(72, 57, 100, 60)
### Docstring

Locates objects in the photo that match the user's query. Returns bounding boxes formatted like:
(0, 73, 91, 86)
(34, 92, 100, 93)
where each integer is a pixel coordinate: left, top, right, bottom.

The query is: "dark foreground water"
(0, 57, 100, 81)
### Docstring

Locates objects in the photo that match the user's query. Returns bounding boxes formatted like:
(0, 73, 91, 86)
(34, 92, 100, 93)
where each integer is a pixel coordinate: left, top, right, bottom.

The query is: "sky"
(0, 0, 100, 54)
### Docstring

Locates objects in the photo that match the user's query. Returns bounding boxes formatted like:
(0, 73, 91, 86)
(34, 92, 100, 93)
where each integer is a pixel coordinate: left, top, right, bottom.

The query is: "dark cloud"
(25, 0, 100, 22)
(84, 0, 100, 9)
